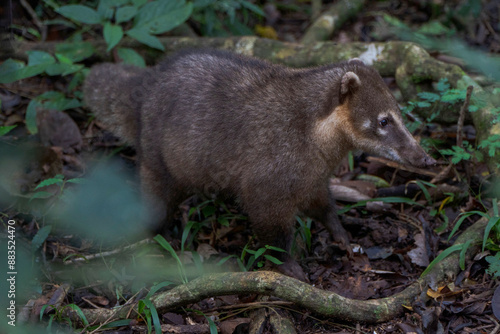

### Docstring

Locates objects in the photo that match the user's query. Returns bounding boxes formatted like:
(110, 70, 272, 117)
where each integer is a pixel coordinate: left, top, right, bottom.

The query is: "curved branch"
(300, 0, 366, 44)
(76, 210, 488, 324)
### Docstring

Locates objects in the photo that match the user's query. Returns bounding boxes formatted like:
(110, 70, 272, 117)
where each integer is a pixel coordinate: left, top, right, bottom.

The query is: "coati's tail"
(83, 63, 150, 147)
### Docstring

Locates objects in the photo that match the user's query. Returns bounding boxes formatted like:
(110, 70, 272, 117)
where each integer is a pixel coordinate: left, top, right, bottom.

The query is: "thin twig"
(456, 85, 473, 149)
(63, 239, 155, 265)
(430, 164, 453, 184)
(19, 0, 47, 41)
(487, 315, 500, 334)
(432, 85, 474, 184)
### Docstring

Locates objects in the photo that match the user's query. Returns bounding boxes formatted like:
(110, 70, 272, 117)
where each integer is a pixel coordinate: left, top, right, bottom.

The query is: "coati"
(84, 50, 435, 280)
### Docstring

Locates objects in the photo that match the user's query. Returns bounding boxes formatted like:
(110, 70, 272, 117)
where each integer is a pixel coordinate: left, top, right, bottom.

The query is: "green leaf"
(416, 101, 431, 108)
(441, 89, 465, 103)
(39, 305, 50, 321)
(0, 125, 16, 136)
(415, 180, 432, 203)
(421, 243, 463, 276)
(449, 211, 489, 240)
(253, 247, 266, 260)
(66, 304, 89, 326)
(140, 299, 162, 334)
(207, 316, 218, 334)
(116, 5, 138, 23)
(55, 53, 73, 65)
(240, 1, 265, 16)
(27, 50, 55, 66)
(45, 63, 83, 76)
(417, 20, 452, 36)
(356, 174, 390, 188)
(202, 205, 216, 218)
(217, 216, 229, 226)
(417, 91, 440, 102)
(383, 13, 410, 30)
(97, 0, 116, 20)
(56, 5, 101, 24)
(132, 0, 148, 7)
(436, 78, 450, 92)
(148, 3, 193, 34)
(134, 0, 179, 27)
(133, 0, 192, 34)
(459, 240, 472, 270)
(145, 281, 173, 300)
(32, 225, 52, 252)
(26, 100, 41, 134)
(217, 255, 235, 266)
(0, 59, 24, 83)
(66, 178, 87, 184)
(104, 23, 124, 52)
(35, 174, 64, 190)
(37, 91, 81, 110)
(153, 234, 187, 283)
(265, 245, 287, 253)
(181, 220, 197, 251)
(0, 59, 45, 84)
(126, 27, 164, 50)
(483, 216, 500, 251)
(264, 254, 284, 265)
(55, 42, 95, 63)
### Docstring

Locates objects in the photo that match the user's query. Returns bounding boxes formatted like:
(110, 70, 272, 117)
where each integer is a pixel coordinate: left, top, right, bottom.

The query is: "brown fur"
(84, 50, 434, 279)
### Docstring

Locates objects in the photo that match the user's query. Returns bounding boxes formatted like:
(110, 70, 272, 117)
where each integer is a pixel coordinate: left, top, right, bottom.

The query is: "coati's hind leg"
(243, 196, 308, 282)
(139, 162, 186, 238)
(303, 186, 353, 258)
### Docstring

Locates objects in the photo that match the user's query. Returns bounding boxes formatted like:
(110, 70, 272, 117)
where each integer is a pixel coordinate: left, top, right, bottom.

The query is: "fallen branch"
(366, 156, 439, 178)
(72, 209, 489, 324)
(300, 0, 366, 44)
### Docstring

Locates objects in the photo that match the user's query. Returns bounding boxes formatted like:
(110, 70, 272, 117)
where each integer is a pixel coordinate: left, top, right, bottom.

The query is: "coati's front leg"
(303, 186, 353, 258)
(243, 195, 308, 281)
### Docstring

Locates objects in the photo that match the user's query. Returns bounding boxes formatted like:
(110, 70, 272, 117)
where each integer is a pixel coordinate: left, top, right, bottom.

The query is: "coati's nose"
(423, 155, 437, 167)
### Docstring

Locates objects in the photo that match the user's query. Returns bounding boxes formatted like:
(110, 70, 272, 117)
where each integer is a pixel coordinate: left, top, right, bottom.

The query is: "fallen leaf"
(219, 318, 250, 334)
(408, 233, 429, 267)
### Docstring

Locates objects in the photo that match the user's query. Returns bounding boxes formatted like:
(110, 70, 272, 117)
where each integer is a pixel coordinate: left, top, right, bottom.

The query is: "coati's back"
(139, 51, 343, 196)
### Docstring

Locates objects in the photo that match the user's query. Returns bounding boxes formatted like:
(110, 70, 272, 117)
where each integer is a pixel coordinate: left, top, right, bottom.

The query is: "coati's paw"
(326, 219, 354, 259)
(277, 258, 309, 282)
(333, 231, 354, 259)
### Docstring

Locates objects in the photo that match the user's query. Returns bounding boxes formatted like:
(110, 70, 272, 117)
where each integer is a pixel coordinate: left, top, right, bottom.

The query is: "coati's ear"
(340, 71, 361, 102)
(349, 58, 365, 66)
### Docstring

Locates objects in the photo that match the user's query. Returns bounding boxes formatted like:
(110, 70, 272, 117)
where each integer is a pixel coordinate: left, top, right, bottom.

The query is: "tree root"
(300, 0, 366, 44)
(73, 209, 489, 325)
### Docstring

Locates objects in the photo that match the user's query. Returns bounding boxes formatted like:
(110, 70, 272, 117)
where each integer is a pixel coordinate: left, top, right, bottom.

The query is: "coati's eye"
(379, 118, 389, 127)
